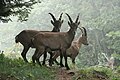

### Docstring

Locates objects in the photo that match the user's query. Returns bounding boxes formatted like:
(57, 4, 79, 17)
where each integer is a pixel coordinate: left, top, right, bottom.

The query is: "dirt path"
(55, 68, 75, 80)
(54, 67, 111, 80)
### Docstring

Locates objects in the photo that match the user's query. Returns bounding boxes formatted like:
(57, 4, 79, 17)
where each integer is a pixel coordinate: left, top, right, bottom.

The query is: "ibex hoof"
(49, 63, 52, 66)
(66, 67, 70, 70)
(25, 60, 28, 63)
(60, 64, 64, 67)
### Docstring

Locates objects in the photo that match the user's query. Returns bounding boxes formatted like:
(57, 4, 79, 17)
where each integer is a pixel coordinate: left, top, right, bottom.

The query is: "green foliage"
(112, 53, 120, 60)
(106, 31, 120, 52)
(75, 0, 120, 67)
(73, 66, 120, 80)
(0, 0, 40, 22)
(15, 8, 32, 22)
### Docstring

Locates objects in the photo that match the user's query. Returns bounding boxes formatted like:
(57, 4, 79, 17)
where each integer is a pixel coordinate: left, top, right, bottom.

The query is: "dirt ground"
(55, 67, 110, 80)
(55, 67, 75, 80)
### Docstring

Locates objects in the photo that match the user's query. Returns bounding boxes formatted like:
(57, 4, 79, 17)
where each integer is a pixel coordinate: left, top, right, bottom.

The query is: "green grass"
(72, 66, 120, 80)
(0, 53, 120, 80)
(0, 53, 55, 80)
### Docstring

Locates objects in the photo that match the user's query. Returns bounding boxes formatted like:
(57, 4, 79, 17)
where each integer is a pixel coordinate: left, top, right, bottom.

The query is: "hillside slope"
(0, 53, 120, 80)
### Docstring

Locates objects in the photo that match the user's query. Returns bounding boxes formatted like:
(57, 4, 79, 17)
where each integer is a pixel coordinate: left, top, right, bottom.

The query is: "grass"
(0, 53, 55, 80)
(0, 53, 120, 80)
(72, 66, 120, 80)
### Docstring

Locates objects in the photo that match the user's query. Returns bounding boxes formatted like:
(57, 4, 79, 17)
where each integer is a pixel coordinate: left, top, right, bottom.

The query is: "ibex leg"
(64, 51, 70, 70)
(42, 51, 47, 65)
(72, 58, 75, 64)
(35, 46, 45, 66)
(52, 51, 60, 65)
(21, 46, 30, 62)
(60, 50, 64, 67)
(32, 49, 39, 64)
(54, 59, 60, 65)
(72, 58, 76, 69)
(48, 51, 53, 66)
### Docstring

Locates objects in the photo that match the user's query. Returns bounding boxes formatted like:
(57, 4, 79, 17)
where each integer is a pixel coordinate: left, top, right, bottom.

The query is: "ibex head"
(79, 27, 89, 45)
(49, 13, 64, 32)
(66, 13, 80, 30)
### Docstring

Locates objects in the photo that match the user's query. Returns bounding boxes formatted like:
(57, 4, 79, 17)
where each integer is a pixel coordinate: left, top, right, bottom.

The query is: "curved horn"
(82, 27, 87, 36)
(78, 27, 83, 34)
(75, 13, 80, 23)
(59, 13, 63, 20)
(66, 13, 73, 23)
(49, 13, 56, 21)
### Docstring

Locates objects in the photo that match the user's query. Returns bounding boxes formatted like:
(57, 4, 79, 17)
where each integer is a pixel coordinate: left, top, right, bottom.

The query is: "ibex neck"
(52, 28, 60, 32)
(68, 28, 76, 43)
(77, 37, 82, 48)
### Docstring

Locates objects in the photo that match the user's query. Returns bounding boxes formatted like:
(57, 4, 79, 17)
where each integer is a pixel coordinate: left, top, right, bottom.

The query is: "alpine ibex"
(15, 13, 63, 62)
(51, 27, 88, 66)
(31, 13, 80, 70)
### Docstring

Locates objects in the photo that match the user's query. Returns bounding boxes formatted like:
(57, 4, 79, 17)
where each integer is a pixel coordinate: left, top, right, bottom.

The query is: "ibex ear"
(61, 20, 64, 23)
(78, 21, 80, 25)
(51, 20, 54, 25)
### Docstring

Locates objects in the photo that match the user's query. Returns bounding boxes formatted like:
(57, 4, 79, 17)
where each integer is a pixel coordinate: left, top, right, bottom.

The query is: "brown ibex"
(51, 27, 88, 66)
(15, 13, 63, 62)
(31, 13, 80, 70)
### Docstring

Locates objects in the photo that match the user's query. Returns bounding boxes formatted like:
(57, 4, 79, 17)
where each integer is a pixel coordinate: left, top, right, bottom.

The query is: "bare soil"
(55, 67, 75, 80)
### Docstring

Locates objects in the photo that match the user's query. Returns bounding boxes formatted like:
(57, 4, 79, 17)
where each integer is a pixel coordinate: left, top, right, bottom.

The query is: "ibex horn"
(66, 13, 73, 23)
(82, 27, 87, 36)
(78, 27, 83, 34)
(75, 13, 80, 23)
(49, 13, 56, 21)
(59, 13, 63, 20)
